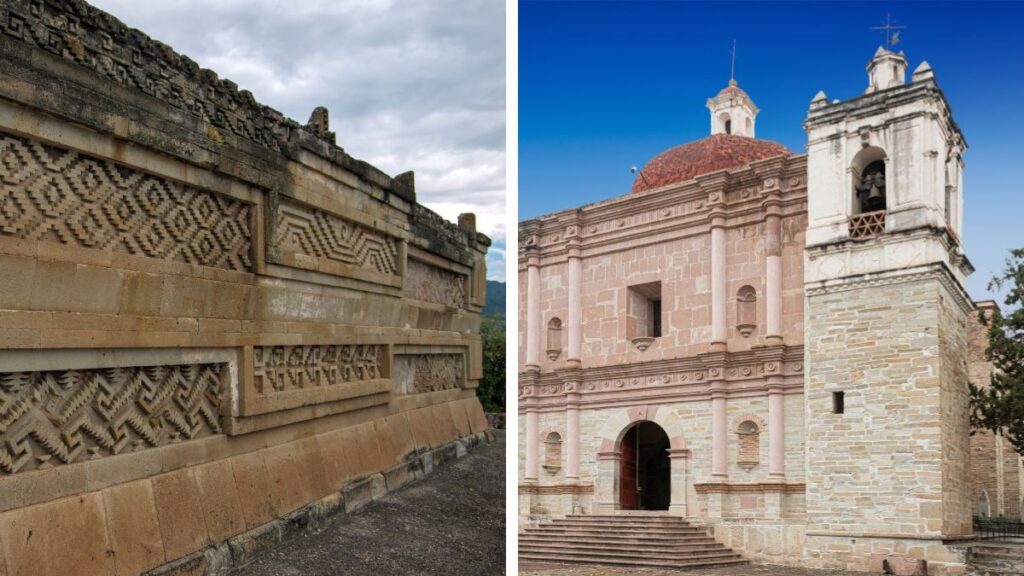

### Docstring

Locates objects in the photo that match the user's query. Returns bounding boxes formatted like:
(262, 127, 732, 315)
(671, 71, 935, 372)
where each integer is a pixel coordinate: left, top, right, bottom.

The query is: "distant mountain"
(484, 280, 505, 317)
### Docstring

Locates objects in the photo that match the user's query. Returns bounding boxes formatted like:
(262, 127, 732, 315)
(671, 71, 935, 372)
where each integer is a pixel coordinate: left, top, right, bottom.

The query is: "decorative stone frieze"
(271, 198, 401, 281)
(403, 259, 467, 308)
(0, 362, 226, 475)
(0, 130, 253, 271)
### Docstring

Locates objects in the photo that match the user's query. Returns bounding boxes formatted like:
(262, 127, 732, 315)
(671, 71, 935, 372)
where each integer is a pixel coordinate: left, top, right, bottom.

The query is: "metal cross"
(870, 13, 906, 50)
(729, 39, 737, 83)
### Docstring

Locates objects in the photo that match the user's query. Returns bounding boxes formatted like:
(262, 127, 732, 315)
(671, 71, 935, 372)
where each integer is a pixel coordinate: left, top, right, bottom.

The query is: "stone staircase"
(519, 514, 747, 570)
(967, 541, 1024, 576)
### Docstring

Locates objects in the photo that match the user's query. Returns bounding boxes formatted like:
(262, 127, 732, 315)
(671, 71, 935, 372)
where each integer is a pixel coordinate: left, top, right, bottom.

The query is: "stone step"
(524, 526, 708, 537)
(518, 545, 742, 562)
(549, 519, 694, 529)
(519, 535, 720, 548)
(518, 552, 747, 570)
(520, 534, 719, 546)
(519, 542, 730, 556)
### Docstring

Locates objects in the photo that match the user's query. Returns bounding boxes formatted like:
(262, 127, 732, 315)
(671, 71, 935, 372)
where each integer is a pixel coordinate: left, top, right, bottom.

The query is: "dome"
(631, 133, 791, 194)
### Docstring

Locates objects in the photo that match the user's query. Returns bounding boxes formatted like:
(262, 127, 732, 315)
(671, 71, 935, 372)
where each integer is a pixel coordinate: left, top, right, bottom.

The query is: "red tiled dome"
(631, 133, 791, 194)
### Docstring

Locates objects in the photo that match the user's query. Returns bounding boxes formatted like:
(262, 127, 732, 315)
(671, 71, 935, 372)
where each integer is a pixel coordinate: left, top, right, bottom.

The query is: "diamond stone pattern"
(0, 131, 253, 271)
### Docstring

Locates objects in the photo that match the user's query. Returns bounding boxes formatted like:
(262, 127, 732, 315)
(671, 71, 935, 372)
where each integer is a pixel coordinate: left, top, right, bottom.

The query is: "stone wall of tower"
(803, 274, 971, 574)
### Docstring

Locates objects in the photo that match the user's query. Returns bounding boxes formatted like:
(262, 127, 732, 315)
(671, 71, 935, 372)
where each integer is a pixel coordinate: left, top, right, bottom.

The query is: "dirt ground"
(230, 431, 506, 576)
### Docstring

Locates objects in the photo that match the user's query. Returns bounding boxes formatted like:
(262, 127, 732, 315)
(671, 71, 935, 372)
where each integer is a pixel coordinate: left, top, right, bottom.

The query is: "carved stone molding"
(403, 258, 467, 308)
(0, 130, 253, 271)
(0, 363, 226, 475)
(253, 344, 387, 393)
(272, 198, 400, 282)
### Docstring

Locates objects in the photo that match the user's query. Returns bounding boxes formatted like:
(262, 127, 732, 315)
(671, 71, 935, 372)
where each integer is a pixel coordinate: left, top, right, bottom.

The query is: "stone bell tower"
(802, 47, 974, 574)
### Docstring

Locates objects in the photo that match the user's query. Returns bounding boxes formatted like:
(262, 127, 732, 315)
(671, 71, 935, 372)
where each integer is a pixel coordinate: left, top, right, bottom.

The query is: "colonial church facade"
(518, 47, 1014, 574)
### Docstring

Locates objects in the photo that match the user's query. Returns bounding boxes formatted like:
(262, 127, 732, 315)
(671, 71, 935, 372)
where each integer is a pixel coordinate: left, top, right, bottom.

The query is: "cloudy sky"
(89, 0, 507, 281)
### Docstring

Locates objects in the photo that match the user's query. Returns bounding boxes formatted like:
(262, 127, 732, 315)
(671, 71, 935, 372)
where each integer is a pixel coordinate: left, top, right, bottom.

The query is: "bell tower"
(802, 47, 974, 573)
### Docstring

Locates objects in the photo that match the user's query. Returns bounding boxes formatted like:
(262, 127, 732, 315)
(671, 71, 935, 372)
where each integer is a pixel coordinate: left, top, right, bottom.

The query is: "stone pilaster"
(525, 249, 541, 370)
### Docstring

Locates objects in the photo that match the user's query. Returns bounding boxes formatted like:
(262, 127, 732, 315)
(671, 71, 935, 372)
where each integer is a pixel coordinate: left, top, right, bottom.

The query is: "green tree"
(476, 315, 506, 412)
(969, 248, 1024, 455)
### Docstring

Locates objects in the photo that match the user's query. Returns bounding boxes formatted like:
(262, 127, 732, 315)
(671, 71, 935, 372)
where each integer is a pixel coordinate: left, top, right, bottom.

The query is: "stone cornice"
(694, 482, 806, 495)
(518, 483, 595, 495)
(805, 261, 974, 316)
(518, 345, 805, 412)
(518, 156, 807, 265)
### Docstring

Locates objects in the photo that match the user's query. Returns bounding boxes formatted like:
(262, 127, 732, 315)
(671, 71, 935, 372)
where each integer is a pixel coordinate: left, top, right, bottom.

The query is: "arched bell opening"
(618, 420, 671, 511)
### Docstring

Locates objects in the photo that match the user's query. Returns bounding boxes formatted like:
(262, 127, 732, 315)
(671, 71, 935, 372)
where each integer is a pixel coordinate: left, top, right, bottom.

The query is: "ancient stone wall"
(0, 1, 490, 575)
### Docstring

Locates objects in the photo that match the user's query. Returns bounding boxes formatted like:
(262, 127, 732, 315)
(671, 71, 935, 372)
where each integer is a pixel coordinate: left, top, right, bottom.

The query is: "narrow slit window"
(651, 299, 662, 338)
(832, 391, 845, 414)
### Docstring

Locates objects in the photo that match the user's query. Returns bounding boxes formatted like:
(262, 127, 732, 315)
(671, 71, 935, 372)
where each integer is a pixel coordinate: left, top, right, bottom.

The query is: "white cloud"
(87, 0, 506, 277)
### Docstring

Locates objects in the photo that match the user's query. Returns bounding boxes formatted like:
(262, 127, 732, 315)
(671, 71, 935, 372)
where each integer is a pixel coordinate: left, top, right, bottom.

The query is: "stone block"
(0, 492, 115, 576)
(102, 479, 167, 576)
(229, 451, 279, 529)
(262, 442, 312, 515)
(226, 522, 283, 567)
(869, 552, 928, 576)
(151, 468, 211, 562)
(193, 459, 247, 543)
(317, 429, 356, 491)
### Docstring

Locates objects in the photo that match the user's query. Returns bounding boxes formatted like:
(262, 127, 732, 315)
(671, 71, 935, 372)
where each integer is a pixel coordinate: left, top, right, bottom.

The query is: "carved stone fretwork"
(0, 363, 226, 475)
(272, 199, 400, 279)
(0, 130, 253, 271)
(412, 354, 465, 393)
(403, 259, 467, 308)
(394, 353, 466, 394)
(253, 345, 387, 393)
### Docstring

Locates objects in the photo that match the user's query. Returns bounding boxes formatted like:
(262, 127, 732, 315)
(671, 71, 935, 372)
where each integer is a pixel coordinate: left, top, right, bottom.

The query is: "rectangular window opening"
(626, 281, 663, 341)
(832, 391, 845, 414)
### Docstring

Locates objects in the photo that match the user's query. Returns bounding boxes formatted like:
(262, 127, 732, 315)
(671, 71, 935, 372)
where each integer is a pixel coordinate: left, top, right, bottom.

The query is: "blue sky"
(519, 1, 1024, 301)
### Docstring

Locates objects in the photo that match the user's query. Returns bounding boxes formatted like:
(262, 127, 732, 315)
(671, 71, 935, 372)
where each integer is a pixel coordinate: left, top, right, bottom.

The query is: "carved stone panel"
(241, 344, 391, 419)
(403, 259, 467, 308)
(0, 363, 226, 475)
(393, 353, 466, 394)
(253, 344, 388, 392)
(0, 130, 253, 271)
(271, 199, 400, 283)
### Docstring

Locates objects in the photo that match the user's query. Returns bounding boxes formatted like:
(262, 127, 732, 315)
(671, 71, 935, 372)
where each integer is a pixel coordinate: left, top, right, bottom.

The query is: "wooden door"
(619, 426, 638, 510)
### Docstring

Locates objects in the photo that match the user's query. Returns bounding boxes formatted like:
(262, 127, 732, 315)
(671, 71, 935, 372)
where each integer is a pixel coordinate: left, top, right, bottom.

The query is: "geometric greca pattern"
(274, 201, 399, 276)
(253, 344, 388, 394)
(0, 364, 226, 475)
(0, 131, 253, 271)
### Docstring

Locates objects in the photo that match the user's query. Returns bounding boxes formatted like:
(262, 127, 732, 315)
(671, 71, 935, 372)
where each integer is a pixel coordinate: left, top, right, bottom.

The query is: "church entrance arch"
(619, 421, 671, 510)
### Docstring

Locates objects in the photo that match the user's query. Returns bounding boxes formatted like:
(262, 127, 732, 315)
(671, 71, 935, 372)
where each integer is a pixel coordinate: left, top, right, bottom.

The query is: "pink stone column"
(710, 216, 727, 350)
(525, 251, 541, 370)
(764, 195, 783, 345)
(711, 385, 728, 478)
(525, 406, 539, 482)
(567, 245, 582, 367)
(565, 389, 580, 481)
(768, 380, 785, 478)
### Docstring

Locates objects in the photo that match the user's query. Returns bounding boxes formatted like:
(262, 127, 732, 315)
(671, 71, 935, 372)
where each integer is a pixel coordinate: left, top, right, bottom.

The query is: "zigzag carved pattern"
(0, 364, 225, 475)
(0, 131, 253, 271)
(253, 345, 388, 394)
(274, 202, 399, 276)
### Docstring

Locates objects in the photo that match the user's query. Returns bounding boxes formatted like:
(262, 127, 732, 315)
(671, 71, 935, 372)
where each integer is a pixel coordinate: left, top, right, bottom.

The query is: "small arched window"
(736, 286, 757, 338)
(737, 420, 760, 470)
(546, 318, 562, 360)
(718, 112, 732, 135)
(543, 432, 562, 473)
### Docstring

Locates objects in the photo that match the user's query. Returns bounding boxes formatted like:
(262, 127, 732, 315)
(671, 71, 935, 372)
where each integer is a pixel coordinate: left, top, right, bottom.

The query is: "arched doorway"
(619, 421, 671, 510)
